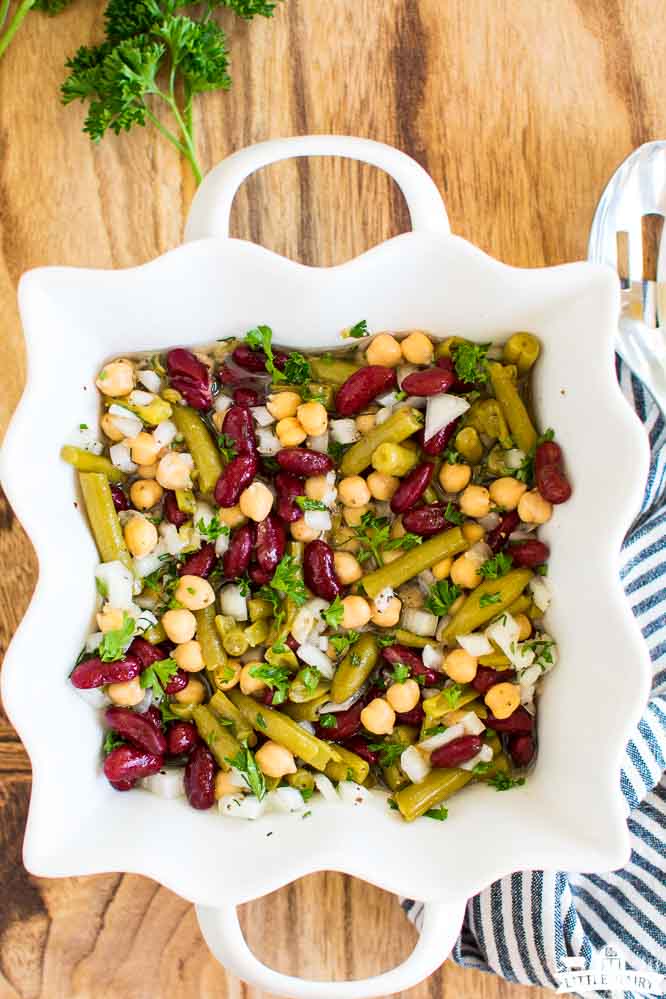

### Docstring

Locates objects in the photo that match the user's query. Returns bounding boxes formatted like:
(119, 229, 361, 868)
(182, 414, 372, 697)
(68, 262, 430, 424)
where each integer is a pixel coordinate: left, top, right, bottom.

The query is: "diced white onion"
(257, 429, 281, 455)
(251, 406, 274, 427)
(457, 632, 494, 657)
(424, 394, 470, 443)
(377, 390, 402, 407)
(529, 577, 551, 613)
(505, 448, 526, 470)
(229, 767, 250, 791)
(72, 685, 109, 709)
(135, 609, 158, 632)
(478, 512, 501, 531)
(159, 522, 188, 556)
(129, 390, 154, 407)
(314, 774, 339, 803)
(308, 432, 329, 454)
(214, 393, 233, 414)
(421, 688, 441, 700)
(485, 614, 535, 670)
(330, 419, 359, 445)
(140, 769, 185, 798)
(318, 636, 329, 651)
(400, 746, 431, 784)
(373, 586, 395, 612)
(467, 541, 492, 565)
(400, 607, 438, 637)
(85, 631, 103, 652)
(219, 794, 267, 819)
(268, 787, 307, 813)
(418, 722, 465, 753)
(215, 532, 230, 556)
(219, 584, 248, 622)
(297, 643, 335, 679)
(397, 394, 427, 410)
(72, 423, 104, 455)
(153, 420, 177, 447)
(108, 406, 144, 439)
(422, 644, 444, 671)
(304, 509, 332, 532)
(133, 549, 165, 579)
(134, 688, 153, 716)
(137, 369, 161, 393)
(96, 560, 134, 610)
(319, 682, 369, 713)
(337, 781, 368, 807)
(459, 743, 494, 771)
(193, 501, 215, 526)
(291, 598, 329, 645)
(509, 527, 539, 542)
(375, 406, 393, 426)
(109, 443, 137, 473)
(459, 711, 486, 736)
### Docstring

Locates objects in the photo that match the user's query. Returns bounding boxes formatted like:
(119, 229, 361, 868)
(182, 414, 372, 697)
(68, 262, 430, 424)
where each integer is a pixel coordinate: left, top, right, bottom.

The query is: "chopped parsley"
(226, 743, 266, 800)
(424, 724, 446, 737)
(479, 552, 513, 579)
(425, 579, 462, 616)
(283, 352, 311, 385)
(102, 731, 125, 754)
(479, 591, 502, 608)
(216, 433, 238, 462)
(322, 596, 344, 629)
(442, 683, 464, 709)
(536, 563, 549, 576)
(538, 428, 555, 444)
(327, 439, 347, 463)
(98, 613, 135, 662)
(249, 664, 291, 705)
(487, 773, 526, 791)
(95, 577, 108, 599)
(389, 663, 411, 684)
(523, 638, 556, 669)
(318, 713, 338, 729)
(237, 574, 251, 597)
(139, 657, 179, 699)
(347, 319, 368, 339)
(472, 761, 492, 776)
(245, 325, 284, 382)
(269, 554, 308, 606)
(300, 787, 314, 802)
(443, 447, 461, 464)
(296, 497, 328, 512)
(376, 632, 397, 648)
(444, 501, 465, 526)
(452, 341, 490, 384)
(79, 423, 89, 430)
(300, 667, 320, 692)
(256, 713, 267, 730)
(196, 515, 230, 543)
(368, 741, 404, 767)
(329, 630, 359, 656)
(424, 805, 449, 821)
(353, 512, 420, 566)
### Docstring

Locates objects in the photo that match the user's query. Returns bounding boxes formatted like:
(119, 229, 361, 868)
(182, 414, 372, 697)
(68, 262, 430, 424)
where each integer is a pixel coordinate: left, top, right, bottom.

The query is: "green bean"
(488, 362, 537, 453)
(265, 646, 299, 671)
(434, 336, 466, 359)
(309, 356, 359, 385)
(289, 676, 331, 704)
(281, 692, 331, 722)
(243, 619, 271, 647)
(423, 686, 477, 722)
(192, 705, 242, 769)
(454, 427, 483, 464)
(287, 769, 316, 793)
(478, 651, 512, 668)
(440, 568, 533, 642)
(196, 606, 228, 690)
(371, 442, 419, 477)
(394, 768, 474, 821)
(215, 615, 250, 657)
(209, 690, 255, 744)
(61, 446, 126, 483)
(502, 332, 541, 374)
(172, 406, 223, 495)
(248, 597, 274, 621)
(506, 594, 531, 617)
(465, 400, 512, 449)
(107, 395, 172, 426)
(229, 690, 340, 770)
(393, 629, 432, 648)
(330, 633, 379, 703)
(382, 725, 418, 792)
(167, 702, 195, 720)
(325, 745, 370, 784)
(176, 488, 197, 514)
(361, 527, 468, 599)
(289, 540, 304, 563)
(423, 485, 439, 505)
(341, 407, 423, 476)
(78, 472, 132, 569)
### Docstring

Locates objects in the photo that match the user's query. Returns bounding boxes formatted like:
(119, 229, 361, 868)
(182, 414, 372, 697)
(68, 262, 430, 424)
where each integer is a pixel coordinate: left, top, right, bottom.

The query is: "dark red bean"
(471, 665, 516, 695)
(435, 356, 455, 375)
(314, 701, 364, 742)
(402, 368, 456, 397)
(167, 722, 200, 756)
(219, 364, 241, 386)
(335, 366, 397, 417)
(223, 524, 254, 577)
(167, 348, 212, 410)
(430, 734, 482, 768)
(395, 703, 425, 726)
(342, 736, 379, 765)
(184, 744, 216, 809)
(233, 387, 260, 407)
(275, 449, 333, 477)
(249, 566, 272, 586)
(420, 417, 460, 456)
(222, 405, 257, 456)
(232, 344, 267, 372)
(508, 733, 536, 767)
(402, 504, 455, 537)
(486, 510, 520, 553)
(390, 462, 434, 514)
(144, 706, 164, 731)
(256, 514, 287, 575)
(163, 490, 188, 528)
(286, 635, 299, 653)
(110, 484, 130, 512)
(381, 644, 438, 685)
(214, 452, 258, 507)
(104, 746, 163, 783)
(70, 654, 141, 689)
(110, 779, 135, 791)
(179, 542, 217, 578)
(262, 687, 276, 705)
(509, 540, 550, 568)
(164, 668, 189, 694)
(275, 471, 305, 523)
(485, 706, 534, 734)
(128, 637, 167, 669)
(303, 540, 341, 601)
(105, 707, 167, 756)
(535, 442, 571, 504)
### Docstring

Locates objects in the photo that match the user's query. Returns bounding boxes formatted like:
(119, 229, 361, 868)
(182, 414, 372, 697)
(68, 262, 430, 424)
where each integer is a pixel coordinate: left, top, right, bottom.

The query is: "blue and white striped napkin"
(404, 360, 666, 996)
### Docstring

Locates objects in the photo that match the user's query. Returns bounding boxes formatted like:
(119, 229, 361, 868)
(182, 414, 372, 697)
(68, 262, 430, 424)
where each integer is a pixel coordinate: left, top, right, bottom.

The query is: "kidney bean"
(303, 540, 341, 601)
(342, 736, 379, 765)
(535, 441, 571, 504)
(184, 744, 216, 809)
(380, 644, 438, 686)
(256, 514, 287, 575)
(275, 471, 305, 522)
(178, 542, 217, 578)
(231, 344, 287, 374)
(508, 733, 536, 767)
(402, 504, 454, 537)
(110, 779, 135, 791)
(128, 637, 166, 669)
(395, 703, 425, 726)
(219, 363, 241, 386)
(275, 449, 333, 477)
(314, 700, 365, 742)
(105, 707, 167, 756)
(250, 566, 272, 586)
(436, 355, 475, 393)
(222, 405, 257, 456)
(214, 452, 258, 507)
(110, 484, 130, 512)
(167, 722, 200, 757)
(71, 654, 141, 689)
(286, 635, 299, 653)
(485, 706, 534, 734)
(163, 490, 188, 528)
(167, 348, 212, 410)
(402, 368, 456, 397)
(471, 665, 516, 695)
(486, 510, 520, 553)
(164, 668, 188, 694)
(390, 462, 434, 514)
(335, 366, 397, 417)
(104, 746, 164, 783)
(233, 387, 260, 407)
(223, 523, 254, 577)
(420, 417, 460, 456)
(509, 539, 550, 568)
(144, 706, 164, 731)
(431, 734, 483, 768)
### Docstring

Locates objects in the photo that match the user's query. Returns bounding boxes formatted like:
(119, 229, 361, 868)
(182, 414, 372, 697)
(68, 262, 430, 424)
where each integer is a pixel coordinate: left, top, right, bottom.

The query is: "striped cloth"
(403, 361, 666, 996)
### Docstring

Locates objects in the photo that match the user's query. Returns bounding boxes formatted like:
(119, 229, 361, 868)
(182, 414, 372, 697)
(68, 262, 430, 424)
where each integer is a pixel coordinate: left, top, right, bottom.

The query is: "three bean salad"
(63, 326, 571, 821)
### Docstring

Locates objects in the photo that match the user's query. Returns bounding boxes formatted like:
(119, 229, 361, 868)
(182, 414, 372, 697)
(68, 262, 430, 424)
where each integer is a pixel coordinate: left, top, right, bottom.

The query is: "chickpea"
(305, 475, 328, 502)
(390, 517, 406, 539)
(266, 391, 301, 421)
(484, 682, 521, 719)
(515, 613, 532, 640)
(275, 417, 307, 447)
(355, 413, 376, 434)
(517, 490, 553, 525)
(489, 476, 527, 511)
(219, 505, 247, 528)
(366, 333, 403, 368)
(439, 462, 471, 493)
(162, 608, 197, 644)
(432, 556, 452, 581)
(96, 606, 125, 633)
(343, 505, 370, 527)
(240, 662, 267, 696)
(297, 401, 328, 437)
(130, 431, 161, 466)
(338, 475, 371, 508)
(124, 516, 158, 557)
(401, 331, 434, 365)
(173, 640, 205, 672)
(255, 741, 297, 779)
(215, 770, 246, 799)
(212, 410, 226, 433)
(366, 471, 399, 501)
(137, 463, 158, 480)
(175, 575, 215, 611)
(156, 452, 193, 491)
(333, 526, 361, 553)
(107, 676, 145, 706)
(96, 359, 135, 397)
(443, 648, 478, 683)
(239, 481, 274, 522)
(291, 518, 319, 543)
(370, 596, 402, 627)
(333, 551, 362, 585)
(385, 678, 420, 714)
(341, 595, 372, 630)
(101, 413, 125, 442)
(360, 698, 396, 735)
(462, 521, 485, 543)
(450, 554, 482, 589)
(216, 659, 241, 691)
(173, 676, 206, 705)
(459, 484, 491, 518)
(130, 479, 163, 510)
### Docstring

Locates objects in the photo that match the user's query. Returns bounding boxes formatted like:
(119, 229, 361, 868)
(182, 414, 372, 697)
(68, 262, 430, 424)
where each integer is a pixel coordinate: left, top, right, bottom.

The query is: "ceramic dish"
(0, 135, 651, 998)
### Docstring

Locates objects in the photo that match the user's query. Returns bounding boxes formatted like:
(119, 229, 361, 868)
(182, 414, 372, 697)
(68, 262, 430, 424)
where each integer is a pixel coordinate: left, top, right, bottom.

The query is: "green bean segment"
(440, 568, 533, 642)
(341, 407, 423, 476)
(361, 527, 468, 599)
(330, 633, 379, 703)
(62, 446, 126, 482)
(192, 705, 242, 770)
(172, 405, 223, 495)
(229, 690, 340, 771)
(78, 472, 132, 568)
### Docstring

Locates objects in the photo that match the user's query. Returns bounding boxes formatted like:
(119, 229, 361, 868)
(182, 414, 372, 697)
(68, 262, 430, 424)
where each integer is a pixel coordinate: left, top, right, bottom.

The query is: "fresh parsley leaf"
(256, 712, 267, 730)
(283, 352, 311, 385)
(376, 632, 397, 648)
(302, 810, 312, 818)
(196, 515, 230, 542)
(318, 713, 338, 729)
(487, 772, 526, 791)
(327, 439, 347, 463)
(443, 501, 464, 526)
(140, 657, 179, 699)
(347, 319, 368, 339)
(237, 574, 251, 597)
(95, 577, 109, 599)
(384, 531, 422, 553)
(538, 428, 555, 444)
(299, 786, 314, 802)
(514, 452, 534, 484)
(268, 554, 308, 606)
(98, 613, 135, 662)
(479, 552, 513, 580)
(472, 761, 492, 776)
(425, 579, 461, 617)
(452, 341, 490, 384)
(329, 631, 359, 656)
(322, 596, 344, 629)
(536, 563, 549, 576)
(353, 511, 390, 565)
(270, 639, 287, 655)
(300, 667, 320, 692)
(296, 496, 328, 512)
(387, 797, 399, 811)
(103, 731, 125, 754)
(424, 724, 446, 737)
(79, 422, 89, 430)
(245, 324, 284, 381)
(443, 447, 461, 464)
(226, 743, 266, 800)
(368, 741, 403, 767)
(442, 683, 464, 709)
(424, 805, 449, 821)
(249, 663, 291, 704)
(389, 663, 411, 684)
(523, 638, 556, 668)
(216, 434, 238, 462)
(479, 591, 502, 608)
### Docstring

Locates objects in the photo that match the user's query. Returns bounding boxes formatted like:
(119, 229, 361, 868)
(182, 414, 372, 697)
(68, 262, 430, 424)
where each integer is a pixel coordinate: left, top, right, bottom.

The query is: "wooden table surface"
(1, 1, 664, 996)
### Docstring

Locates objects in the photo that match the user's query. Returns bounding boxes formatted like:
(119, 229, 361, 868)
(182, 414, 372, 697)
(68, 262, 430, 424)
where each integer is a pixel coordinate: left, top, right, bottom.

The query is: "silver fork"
(588, 140, 666, 415)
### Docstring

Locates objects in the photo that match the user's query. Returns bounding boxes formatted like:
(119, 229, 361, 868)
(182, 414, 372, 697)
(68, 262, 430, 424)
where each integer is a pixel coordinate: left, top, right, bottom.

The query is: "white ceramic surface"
(0, 136, 651, 999)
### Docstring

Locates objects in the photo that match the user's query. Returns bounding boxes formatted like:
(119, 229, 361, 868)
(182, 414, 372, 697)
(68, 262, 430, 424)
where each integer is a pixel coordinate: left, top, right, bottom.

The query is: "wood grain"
(2, 0, 665, 995)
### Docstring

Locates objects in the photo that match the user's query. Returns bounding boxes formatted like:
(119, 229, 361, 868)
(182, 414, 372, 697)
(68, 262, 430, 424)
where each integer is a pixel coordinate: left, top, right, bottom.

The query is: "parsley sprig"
(329, 631, 360, 657)
(322, 596, 344, 629)
(139, 657, 179, 699)
(257, 553, 308, 631)
(425, 580, 461, 617)
(296, 497, 328, 513)
(368, 741, 403, 767)
(353, 512, 421, 566)
(197, 515, 230, 542)
(479, 553, 513, 579)
(216, 434, 238, 462)
(248, 663, 291, 704)
(98, 612, 135, 662)
(346, 319, 368, 339)
(487, 773, 526, 791)
(227, 742, 266, 800)
(244, 324, 311, 384)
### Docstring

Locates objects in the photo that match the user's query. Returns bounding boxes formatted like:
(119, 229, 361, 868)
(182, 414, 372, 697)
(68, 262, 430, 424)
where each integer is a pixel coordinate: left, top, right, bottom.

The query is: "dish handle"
(184, 134, 449, 245)
(195, 893, 465, 998)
